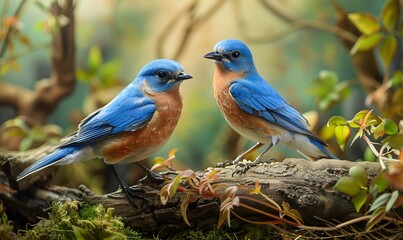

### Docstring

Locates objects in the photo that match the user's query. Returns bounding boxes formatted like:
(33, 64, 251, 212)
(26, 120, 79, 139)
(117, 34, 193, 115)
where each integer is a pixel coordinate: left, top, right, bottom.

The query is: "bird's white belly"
(225, 115, 294, 144)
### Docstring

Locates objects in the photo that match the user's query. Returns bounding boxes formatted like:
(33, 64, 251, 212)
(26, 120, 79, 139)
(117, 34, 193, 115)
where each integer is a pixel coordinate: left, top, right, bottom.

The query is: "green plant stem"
(362, 133, 386, 169)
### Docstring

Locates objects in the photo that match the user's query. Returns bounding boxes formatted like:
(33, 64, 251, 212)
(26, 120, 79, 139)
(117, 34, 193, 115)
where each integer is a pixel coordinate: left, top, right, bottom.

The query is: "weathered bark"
(1, 153, 401, 238)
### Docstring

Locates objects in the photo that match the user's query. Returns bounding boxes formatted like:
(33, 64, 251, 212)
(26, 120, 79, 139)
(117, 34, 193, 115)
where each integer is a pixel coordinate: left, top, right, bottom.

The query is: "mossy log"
(2, 151, 401, 238)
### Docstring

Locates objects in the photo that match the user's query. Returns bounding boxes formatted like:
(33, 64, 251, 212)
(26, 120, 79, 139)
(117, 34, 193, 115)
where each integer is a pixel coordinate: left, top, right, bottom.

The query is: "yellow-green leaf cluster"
(348, 0, 401, 70)
(334, 166, 369, 212)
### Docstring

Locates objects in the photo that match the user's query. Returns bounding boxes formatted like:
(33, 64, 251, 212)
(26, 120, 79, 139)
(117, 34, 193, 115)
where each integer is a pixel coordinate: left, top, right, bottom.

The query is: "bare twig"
(0, 0, 29, 58)
(156, 0, 226, 60)
(0, 41, 51, 65)
(248, 0, 357, 43)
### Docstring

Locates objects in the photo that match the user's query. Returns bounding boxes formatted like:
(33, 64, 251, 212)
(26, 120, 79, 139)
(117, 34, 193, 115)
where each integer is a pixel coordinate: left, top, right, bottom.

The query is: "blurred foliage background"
(0, 0, 400, 193)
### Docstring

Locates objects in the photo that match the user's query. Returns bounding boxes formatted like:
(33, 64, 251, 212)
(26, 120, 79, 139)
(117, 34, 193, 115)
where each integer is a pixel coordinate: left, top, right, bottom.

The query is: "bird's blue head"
(136, 59, 192, 93)
(204, 39, 256, 73)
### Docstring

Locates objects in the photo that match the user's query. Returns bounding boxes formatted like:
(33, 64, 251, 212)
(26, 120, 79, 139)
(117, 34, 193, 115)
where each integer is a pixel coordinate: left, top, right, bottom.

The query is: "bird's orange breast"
(101, 87, 182, 164)
(213, 64, 282, 141)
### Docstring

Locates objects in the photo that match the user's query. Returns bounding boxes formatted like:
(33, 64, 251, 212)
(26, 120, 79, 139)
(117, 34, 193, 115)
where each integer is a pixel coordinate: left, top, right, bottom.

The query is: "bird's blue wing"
(229, 79, 326, 144)
(61, 84, 156, 146)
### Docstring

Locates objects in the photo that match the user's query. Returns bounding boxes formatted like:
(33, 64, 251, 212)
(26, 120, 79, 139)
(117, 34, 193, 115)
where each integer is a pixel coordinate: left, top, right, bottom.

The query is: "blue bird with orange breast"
(17, 59, 192, 205)
(204, 39, 337, 169)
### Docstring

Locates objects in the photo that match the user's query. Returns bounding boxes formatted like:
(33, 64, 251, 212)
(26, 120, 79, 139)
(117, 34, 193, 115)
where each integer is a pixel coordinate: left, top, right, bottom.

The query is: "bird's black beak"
(204, 51, 224, 61)
(176, 71, 193, 81)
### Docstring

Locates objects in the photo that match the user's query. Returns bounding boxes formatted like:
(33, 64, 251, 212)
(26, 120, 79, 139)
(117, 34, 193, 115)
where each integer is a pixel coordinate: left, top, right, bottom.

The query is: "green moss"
(14, 201, 292, 239)
(18, 201, 143, 240)
(0, 202, 14, 240)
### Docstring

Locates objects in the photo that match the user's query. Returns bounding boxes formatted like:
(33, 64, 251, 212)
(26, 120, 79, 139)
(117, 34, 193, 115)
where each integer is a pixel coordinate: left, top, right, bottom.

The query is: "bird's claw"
(231, 161, 256, 176)
(108, 184, 146, 208)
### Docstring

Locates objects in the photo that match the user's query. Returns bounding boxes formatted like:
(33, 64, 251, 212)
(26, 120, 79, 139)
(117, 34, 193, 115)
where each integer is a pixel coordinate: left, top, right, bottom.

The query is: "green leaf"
(348, 13, 381, 35)
(368, 193, 390, 213)
(336, 81, 351, 99)
(334, 125, 350, 151)
(352, 189, 368, 212)
(386, 190, 399, 212)
(383, 119, 398, 135)
(350, 32, 383, 54)
(372, 120, 386, 139)
(99, 60, 120, 78)
(381, 0, 400, 30)
(318, 97, 332, 111)
(350, 110, 382, 128)
(334, 176, 361, 196)
(318, 70, 338, 87)
(388, 71, 403, 87)
(30, 127, 46, 140)
(72, 225, 96, 240)
(76, 69, 93, 82)
(369, 171, 390, 194)
(4, 118, 29, 132)
(2, 128, 25, 138)
(19, 137, 33, 151)
(99, 60, 121, 88)
(349, 165, 368, 187)
(327, 116, 347, 127)
(309, 71, 350, 111)
(382, 134, 403, 149)
(320, 125, 335, 140)
(152, 157, 165, 165)
(364, 147, 376, 162)
(89, 46, 103, 71)
(350, 129, 363, 146)
(308, 70, 338, 99)
(372, 119, 398, 139)
(167, 174, 183, 197)
(380, 35, 398, 70)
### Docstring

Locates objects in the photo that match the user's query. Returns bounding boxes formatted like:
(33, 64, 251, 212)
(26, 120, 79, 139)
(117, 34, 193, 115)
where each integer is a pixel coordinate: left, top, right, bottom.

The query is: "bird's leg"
(136, 162, 165, 185)
(216, 142, 264, 167)
(108, 165, 144, 208)
(233, 137, 279, 175)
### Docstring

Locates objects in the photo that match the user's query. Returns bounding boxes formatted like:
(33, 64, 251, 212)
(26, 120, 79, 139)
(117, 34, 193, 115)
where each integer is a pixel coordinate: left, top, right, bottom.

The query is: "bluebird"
(17, 59, 192, 206)
(204, 39, 337, 169)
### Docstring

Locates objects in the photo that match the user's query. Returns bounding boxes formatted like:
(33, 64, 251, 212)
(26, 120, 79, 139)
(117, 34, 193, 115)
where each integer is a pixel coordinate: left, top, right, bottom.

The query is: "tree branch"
(1, 153, 402, 238)
(156, 0, 226, 60)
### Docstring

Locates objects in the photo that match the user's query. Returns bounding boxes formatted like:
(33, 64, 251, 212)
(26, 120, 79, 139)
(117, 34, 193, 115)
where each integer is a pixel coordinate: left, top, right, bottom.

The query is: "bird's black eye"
(231, 50, 240, 58)
(157, 71, 167, 79)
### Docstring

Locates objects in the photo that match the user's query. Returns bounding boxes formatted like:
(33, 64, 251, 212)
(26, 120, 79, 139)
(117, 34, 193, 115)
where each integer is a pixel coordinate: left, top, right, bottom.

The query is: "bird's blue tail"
(309, 138, 338, 159)
(17, 146, 77, 181)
